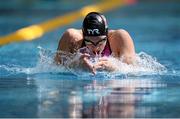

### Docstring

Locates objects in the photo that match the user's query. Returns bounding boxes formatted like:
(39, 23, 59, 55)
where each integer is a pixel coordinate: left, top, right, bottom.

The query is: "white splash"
(104, 52, 167, 75)
(0, 46, 167, 77)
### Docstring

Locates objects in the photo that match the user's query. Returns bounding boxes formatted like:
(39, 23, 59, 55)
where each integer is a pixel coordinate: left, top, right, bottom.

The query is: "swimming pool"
(0, 0, 180, 118)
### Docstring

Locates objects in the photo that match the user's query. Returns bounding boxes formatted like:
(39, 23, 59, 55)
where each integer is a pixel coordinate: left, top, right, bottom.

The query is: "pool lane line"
(0, 0, 136, 46)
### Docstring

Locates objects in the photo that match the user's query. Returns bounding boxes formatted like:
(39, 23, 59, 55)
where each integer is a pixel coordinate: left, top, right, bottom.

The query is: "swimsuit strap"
(101, 38, 112, 56)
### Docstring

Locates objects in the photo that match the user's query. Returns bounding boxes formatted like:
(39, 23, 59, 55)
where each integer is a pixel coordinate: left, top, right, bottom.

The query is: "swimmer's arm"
(80, 54, 96, 75)
(54, 30, 76, 64)
(115, 29, 136, 64)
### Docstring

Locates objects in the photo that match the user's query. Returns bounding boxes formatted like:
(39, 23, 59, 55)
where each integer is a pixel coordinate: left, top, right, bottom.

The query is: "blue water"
(0, 0, 180, 118)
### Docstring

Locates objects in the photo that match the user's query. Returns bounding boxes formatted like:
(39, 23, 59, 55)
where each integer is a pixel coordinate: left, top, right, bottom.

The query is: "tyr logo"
(87, 29, 100, 35)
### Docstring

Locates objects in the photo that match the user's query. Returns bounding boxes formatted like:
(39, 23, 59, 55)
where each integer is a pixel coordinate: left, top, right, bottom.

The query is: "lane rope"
(0, 0, 136, 46)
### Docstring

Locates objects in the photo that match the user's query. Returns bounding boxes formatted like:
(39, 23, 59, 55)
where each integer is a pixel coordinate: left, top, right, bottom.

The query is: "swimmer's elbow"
(121, 54, 135, 64)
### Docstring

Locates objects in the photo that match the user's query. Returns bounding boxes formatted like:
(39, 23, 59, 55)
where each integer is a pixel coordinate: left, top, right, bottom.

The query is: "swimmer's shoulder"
(108, 29, 132, 43)
(108, 29, 129, 37)
(107, 29, 134, 53)
(61, 28, 83, 52)
(64, 28, 83, 42)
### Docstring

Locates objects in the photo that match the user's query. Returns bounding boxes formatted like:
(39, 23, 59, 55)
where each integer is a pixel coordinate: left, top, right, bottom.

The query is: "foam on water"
(0, 46, 169, 77)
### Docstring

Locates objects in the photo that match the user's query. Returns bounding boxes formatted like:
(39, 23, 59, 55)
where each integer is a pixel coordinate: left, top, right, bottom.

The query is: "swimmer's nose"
(92, 48, 100, 55)
(93, 45, 100, 50)
(89, 46, 101, 55)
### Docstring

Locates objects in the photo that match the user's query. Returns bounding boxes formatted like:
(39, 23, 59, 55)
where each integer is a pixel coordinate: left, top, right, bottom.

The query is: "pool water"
(0, 1, 180, 118)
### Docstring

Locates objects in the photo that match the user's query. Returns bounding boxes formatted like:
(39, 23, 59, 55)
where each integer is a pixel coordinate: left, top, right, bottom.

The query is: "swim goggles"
(84, 37, 107, 46)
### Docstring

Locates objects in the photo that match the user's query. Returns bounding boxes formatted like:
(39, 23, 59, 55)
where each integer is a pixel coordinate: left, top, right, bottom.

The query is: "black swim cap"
(82, 12, 108, 36)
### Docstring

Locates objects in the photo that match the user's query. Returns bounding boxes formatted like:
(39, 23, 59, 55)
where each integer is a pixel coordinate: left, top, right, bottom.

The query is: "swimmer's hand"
(93, 57, 118, 72)
(80, 53, 96, 75)
(81, 56, 118, 74)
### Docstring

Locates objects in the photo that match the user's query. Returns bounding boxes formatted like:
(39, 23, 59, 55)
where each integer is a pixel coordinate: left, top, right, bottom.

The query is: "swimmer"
(55, 12, 135, 74)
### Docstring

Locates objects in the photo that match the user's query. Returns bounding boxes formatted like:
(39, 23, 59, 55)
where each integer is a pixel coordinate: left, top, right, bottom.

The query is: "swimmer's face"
(84, 35, 107, 55)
